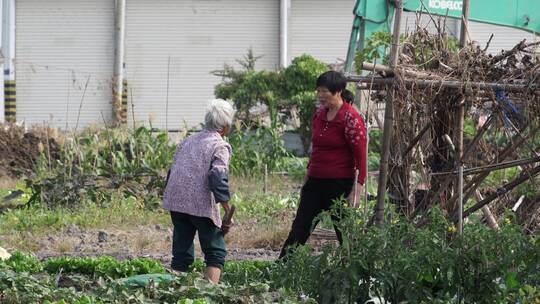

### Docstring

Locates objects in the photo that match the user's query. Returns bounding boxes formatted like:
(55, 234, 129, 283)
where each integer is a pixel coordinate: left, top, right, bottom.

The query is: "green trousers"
(170, 211, 227, 271)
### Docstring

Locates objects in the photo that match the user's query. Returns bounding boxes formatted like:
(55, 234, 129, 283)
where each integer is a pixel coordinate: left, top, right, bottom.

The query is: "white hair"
(204, 99, 235, 131)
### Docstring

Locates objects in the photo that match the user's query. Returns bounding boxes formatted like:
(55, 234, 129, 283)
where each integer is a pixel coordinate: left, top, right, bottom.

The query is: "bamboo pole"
(456, 0, 470, 232)
(475, 191, 500, 230)
(402, 122, 431, 158)
(362, 85, 371, 211)
(458, 0, 470, 232)
(374, 0, 403, 227)
(264, 164, 268, 194)
(456, 96, 466, 234)
(361, 62, 393, 76)
(461, 114, 495, 161)
(361, 58, 381, 220)
(362, 62, 438, 79)
(346, 76, 538, 93)
(430, 155, 540, 177)
(456, 124, 539, 208)
(455, 164, 540, 221)
(460, 0, 470, 47)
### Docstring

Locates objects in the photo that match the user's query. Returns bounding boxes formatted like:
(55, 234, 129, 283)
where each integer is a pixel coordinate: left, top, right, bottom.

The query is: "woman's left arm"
(209, 145, 235, 233)
(208, 145, 232, 203)
(344, 111, 367, 185)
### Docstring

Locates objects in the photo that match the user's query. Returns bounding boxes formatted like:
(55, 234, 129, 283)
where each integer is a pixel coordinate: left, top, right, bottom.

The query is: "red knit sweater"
(307, 102, 367, 185)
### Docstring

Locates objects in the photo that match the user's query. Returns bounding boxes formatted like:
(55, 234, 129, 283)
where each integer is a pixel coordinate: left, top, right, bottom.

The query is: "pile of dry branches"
(360, 25, 540, 232)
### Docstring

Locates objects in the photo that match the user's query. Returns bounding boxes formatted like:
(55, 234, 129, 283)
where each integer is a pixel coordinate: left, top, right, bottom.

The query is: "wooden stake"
(263, 164, 268, 194)
(374, 0, 403, 227)
(475, 190, 500, 230)
(460, 0, 470, 47)
(457, 97, 465, 234)
(401, 122, 431, 158)
(461, 114, 495, 161)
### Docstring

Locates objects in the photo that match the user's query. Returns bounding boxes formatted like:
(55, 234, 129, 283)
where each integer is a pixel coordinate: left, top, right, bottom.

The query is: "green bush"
(354, 31, 391, 73)
(278, 55, 328, 99)
(27, 126, 174, 209)
(275, 203, 540, 303)
(227, 125, 292, 176)
(290, 91, 317, 152)
(214, 51, 329, 149)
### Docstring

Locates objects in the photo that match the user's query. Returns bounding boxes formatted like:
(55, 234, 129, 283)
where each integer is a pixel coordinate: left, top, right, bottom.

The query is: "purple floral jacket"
(163, 130, 231, 227)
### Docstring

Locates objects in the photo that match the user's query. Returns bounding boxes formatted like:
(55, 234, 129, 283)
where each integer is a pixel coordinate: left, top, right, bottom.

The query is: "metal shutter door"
(125, 0, 280, 129)
(16, 0, 114, 129)
(291, 0, 354, 64)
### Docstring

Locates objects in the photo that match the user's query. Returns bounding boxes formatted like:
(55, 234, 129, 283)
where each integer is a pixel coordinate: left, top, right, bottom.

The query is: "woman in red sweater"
(279, 71, 366, 258)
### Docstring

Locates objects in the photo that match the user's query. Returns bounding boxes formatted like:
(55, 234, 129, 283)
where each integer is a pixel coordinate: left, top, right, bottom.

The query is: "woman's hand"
(347, 184, 363, 208)
(221, 202, 235, 235)
(221, 218, 234, 235)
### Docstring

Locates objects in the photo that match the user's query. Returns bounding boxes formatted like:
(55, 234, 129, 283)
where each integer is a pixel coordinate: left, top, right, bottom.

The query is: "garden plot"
(2, 33, 540, 300)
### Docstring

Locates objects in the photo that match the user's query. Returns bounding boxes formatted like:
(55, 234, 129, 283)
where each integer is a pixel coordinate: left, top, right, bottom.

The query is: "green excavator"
(344, 0, 540, 72)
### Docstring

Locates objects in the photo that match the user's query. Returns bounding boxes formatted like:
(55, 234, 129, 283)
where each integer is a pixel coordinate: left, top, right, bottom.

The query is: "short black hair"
(341, 89, 355, 104)
(316, 71, 346, 95)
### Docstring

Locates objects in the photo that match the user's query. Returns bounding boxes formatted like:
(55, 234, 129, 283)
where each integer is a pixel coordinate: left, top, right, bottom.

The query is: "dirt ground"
(0, 217, 337, 264)
(3, 224, 282, 263)
(0, 125, 333, 263)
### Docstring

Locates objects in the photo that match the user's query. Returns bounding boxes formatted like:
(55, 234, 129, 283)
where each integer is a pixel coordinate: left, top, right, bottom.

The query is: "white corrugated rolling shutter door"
(125, 0, 280, 130)
(291, 0, 354, 64)
(468, 22, 538, 54)
(16, 0, 114, 129)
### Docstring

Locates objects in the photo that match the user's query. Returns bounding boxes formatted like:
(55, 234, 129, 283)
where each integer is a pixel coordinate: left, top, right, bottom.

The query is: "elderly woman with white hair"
(163, 99, 235, 283)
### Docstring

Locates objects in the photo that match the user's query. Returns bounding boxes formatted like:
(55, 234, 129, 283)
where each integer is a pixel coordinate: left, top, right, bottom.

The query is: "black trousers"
(279, 177, 353, 259)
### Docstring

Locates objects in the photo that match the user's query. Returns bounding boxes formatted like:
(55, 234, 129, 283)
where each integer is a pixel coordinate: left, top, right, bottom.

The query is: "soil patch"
(0, 124, 60, 178)
(0, 222, 335, 263)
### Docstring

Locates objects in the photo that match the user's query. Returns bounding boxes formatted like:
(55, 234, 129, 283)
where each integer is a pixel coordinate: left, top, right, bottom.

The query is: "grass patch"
(0, 175, 305, 253)
(231, 192, 298, 222)
(0, 176, 303, 254)
(229, 174, 302, 198)
(0, 196, 169, 236)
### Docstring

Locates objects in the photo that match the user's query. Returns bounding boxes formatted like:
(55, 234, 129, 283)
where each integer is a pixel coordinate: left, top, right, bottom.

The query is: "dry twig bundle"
(364, 24, 540, 231)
